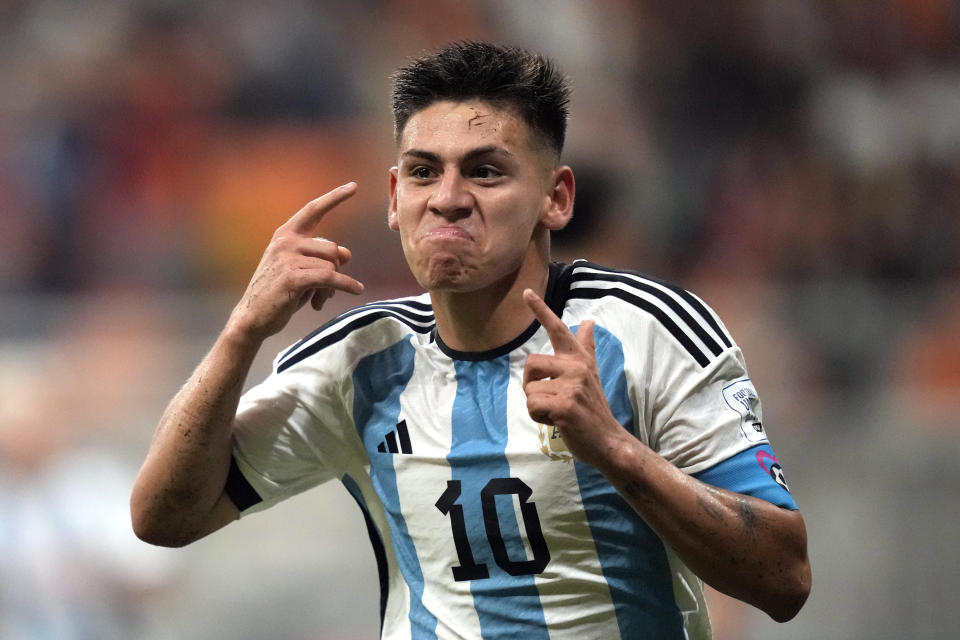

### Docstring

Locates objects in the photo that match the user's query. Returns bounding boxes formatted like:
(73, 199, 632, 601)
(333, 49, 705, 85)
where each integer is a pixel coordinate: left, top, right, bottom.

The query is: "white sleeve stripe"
(568, 286, 714, 367)
(275, 305, 435, 373)
(571, 264, 733, 350)
(274, 296, 433, 365)
(570, 279, 720, 362)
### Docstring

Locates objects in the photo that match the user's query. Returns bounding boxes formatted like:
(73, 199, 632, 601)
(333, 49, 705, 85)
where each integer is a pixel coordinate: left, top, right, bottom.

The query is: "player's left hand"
(521, 289, 629, 467)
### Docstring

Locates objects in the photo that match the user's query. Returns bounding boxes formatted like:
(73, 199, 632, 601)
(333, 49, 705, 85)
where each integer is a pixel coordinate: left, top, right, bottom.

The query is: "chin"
(416, 254, 477, 292)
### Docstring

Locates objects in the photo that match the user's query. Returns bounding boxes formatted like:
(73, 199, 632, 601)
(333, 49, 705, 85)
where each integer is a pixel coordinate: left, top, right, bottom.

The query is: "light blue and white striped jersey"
(227, 261, 797, 640)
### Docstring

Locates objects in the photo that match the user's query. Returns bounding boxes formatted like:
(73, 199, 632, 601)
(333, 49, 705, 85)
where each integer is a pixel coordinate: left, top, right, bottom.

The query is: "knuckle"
(570, 359, 589, 376)
(281, 270, 303, 289)
(315, 237, 336, 252)
(529, 407, 550, 424)
(271, 234, 296, 253)
(558, 396, 577, 414)
(527, 355, 548, 372)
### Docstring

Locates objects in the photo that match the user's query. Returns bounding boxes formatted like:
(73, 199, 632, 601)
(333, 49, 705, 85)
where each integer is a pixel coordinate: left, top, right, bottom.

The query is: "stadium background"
(1, 1, 958, 638)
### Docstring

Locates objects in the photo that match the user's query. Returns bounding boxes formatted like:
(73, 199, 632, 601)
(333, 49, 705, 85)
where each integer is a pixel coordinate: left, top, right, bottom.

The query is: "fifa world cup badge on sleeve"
(722, 379, 766, 443)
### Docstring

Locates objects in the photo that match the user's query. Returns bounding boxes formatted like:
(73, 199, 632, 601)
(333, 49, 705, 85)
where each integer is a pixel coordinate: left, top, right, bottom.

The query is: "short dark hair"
(391, 41, 571, 156)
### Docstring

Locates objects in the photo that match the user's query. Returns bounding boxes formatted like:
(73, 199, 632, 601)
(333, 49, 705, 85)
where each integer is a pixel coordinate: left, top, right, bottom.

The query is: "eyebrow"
(400, 145, 512, 165)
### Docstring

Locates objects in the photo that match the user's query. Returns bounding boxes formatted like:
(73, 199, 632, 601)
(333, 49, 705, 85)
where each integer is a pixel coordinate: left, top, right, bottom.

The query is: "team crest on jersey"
(538, 423, 573, 462)
(722, 379, 766, 443)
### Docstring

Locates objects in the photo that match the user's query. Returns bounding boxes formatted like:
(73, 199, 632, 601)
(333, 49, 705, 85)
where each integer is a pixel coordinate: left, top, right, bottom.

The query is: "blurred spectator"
(889, 283, 960, 427)
(1, 1, 959, 638)
(0, 292, 183, 638)
(2, 0, 958, 294)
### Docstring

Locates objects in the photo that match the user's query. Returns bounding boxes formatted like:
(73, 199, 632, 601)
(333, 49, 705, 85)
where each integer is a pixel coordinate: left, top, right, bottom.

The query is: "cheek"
(395, 187, 426, 225)
(393, 209, 423, 262)
(391, 194, 415, 233)
(498, 196, 545, 238)
(399, 212, 424, 245)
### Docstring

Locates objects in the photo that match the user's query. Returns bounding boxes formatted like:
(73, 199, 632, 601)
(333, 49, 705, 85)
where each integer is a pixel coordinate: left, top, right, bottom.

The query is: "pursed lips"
(422, 225, 474, 242)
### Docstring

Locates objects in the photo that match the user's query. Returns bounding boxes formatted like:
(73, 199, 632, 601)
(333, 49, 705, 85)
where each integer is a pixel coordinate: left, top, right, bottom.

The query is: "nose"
(428, 171, 473, 219)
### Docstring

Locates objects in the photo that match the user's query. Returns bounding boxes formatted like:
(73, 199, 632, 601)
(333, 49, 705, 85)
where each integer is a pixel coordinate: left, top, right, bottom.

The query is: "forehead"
(398, 100, 536, 158)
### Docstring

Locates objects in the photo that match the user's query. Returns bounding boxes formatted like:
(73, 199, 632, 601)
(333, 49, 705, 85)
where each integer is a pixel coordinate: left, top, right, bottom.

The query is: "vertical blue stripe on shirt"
(353, 338, 438, 639)
(450, 357, 550, 639)
(573, 325, 685, 638)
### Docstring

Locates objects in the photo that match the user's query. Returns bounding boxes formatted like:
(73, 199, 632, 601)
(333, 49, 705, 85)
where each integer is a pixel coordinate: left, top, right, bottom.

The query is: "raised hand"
(521, 288, 627, 467)
(228, 183, 366, 343)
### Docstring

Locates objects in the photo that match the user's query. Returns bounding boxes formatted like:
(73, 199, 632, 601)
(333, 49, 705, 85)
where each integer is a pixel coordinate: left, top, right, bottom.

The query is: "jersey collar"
(433, 261, 572, 361)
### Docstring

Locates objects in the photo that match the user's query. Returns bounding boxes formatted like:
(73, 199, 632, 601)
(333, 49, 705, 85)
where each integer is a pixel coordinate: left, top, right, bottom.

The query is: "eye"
(472, 165, 502, 180)
(410, 166, 435, 179)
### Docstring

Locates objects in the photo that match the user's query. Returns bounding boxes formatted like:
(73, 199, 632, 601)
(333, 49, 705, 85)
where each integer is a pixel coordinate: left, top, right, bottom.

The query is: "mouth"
(423, 225, 474, 242)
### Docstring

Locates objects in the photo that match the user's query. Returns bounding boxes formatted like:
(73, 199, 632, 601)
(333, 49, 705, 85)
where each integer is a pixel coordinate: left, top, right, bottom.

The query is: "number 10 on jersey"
(435, 477, 551, 581)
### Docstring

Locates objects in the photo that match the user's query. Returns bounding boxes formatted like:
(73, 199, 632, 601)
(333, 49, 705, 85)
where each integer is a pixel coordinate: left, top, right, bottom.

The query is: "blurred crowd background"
(1, 1, 958, 638)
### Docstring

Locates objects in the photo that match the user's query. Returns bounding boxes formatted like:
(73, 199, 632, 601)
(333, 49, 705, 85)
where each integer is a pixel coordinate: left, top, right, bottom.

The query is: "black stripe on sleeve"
(276, 299, 434, 366)
(575, 262, 733, 349)
(569, 286, 712, 367)
(570, 270, 726, 359)
(276, 309, 434, 373)
(225, 456, 263, 512)
(673, 287, 733, 349)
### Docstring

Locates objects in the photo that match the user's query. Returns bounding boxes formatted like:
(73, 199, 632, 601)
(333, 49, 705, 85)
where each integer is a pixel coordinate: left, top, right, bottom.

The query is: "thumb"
(576, 319, 596, 354)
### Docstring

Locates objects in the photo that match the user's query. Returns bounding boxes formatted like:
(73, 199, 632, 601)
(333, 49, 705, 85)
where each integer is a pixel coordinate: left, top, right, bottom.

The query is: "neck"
(430, 244, 551, 353)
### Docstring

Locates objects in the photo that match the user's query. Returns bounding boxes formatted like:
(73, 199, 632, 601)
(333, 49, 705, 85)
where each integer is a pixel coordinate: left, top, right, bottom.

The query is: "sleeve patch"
(721, 378, 766, 443)
(693, 444, 797, 509)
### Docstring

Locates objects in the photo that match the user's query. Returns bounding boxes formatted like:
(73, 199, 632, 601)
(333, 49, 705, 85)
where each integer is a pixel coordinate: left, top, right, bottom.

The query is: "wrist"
(221, 312, 268, 353)
(592, 430, 654, 489)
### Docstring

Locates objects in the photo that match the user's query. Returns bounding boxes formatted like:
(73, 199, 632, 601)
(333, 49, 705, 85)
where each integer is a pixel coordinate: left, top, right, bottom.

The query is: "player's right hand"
(226, 183, 365, 343)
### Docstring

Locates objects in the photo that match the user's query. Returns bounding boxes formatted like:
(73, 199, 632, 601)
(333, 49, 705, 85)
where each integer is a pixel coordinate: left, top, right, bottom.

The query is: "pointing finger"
(285, 182, 358, 235)
(522, 288, 579, 354)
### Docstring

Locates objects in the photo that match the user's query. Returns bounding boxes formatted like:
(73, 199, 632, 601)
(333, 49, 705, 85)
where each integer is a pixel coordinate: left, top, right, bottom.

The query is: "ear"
(387, 166, 400, 231)
(539, 165, 575, 231)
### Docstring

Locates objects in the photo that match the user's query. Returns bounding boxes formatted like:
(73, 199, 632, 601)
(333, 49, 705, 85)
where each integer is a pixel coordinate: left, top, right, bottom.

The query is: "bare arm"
(131, 183, 365, 547)
(521, 289, 811, 622)
(594, 431, 809, 622)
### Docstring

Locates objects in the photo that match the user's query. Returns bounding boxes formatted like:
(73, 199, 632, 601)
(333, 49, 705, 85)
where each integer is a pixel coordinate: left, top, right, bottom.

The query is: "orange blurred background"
(1, 1, 958, 638)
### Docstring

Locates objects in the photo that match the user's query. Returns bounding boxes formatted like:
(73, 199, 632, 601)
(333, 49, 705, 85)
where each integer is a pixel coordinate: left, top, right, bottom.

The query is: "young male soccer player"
(131, 42, 811, 638)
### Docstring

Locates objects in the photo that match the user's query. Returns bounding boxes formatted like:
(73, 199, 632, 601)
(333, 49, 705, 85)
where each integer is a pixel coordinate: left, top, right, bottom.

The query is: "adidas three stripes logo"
(377, 420, 413, 454)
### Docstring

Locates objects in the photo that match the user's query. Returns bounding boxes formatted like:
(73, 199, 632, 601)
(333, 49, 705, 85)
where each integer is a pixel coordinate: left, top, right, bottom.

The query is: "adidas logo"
(377, 420, 413, 454)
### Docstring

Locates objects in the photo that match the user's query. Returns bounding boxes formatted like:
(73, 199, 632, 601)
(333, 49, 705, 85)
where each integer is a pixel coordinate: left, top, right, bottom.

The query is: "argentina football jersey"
(226, 261, 797, 640)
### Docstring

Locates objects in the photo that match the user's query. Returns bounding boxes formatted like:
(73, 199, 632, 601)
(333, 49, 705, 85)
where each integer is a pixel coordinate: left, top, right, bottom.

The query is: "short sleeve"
(643, 329, 796, 507)
(228, 361, 359, 516)
(648, 343, 768, 472)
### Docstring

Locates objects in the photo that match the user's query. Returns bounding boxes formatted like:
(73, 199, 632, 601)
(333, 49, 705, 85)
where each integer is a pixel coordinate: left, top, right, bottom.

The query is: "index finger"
(522, 288, 579, 354)
(285, 182, 358, 234)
